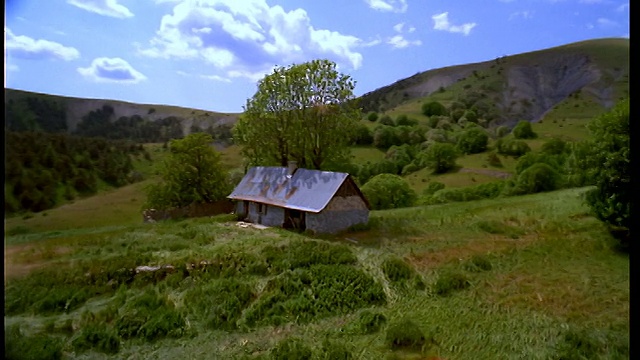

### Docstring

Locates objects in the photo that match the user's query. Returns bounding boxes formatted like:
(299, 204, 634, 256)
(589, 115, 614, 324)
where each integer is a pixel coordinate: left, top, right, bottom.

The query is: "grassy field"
(4, 187, 629, 359)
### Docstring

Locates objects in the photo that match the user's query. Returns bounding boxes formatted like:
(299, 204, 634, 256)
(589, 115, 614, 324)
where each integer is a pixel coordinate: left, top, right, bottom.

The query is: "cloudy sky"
(5, 0, 629, 113)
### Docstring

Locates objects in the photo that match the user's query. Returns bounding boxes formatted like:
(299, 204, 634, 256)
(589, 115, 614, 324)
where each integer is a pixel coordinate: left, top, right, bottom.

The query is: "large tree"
(234, 59, 360, 169)
(144, 133, 229, 210)
(584, 98, 630, 236)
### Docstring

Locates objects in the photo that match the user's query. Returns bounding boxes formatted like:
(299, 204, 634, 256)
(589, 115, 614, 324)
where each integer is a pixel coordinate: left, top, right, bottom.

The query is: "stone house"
(227, 162, 370, 234)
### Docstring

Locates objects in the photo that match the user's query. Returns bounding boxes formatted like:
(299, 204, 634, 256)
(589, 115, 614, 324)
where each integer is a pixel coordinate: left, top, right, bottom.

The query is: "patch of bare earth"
(406, 234, 538, 271)
(4, 244, 72, 282)
(459, 168, 512, 179)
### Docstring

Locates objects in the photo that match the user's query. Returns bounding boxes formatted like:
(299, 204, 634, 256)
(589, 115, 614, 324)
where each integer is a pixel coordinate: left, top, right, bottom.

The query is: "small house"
(227, 162, 370, 234)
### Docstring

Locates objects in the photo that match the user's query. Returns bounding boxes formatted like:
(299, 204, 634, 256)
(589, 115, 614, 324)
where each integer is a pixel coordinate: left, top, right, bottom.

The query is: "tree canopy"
(584, 98, 630, 233)
(145, 133, 229, 210)
(234, 59, 360, 170)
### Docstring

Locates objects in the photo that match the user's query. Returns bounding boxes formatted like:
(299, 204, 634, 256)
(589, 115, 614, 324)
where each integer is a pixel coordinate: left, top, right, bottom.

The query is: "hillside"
(359, 38, 629, 127)
(4, 88, 240, 136)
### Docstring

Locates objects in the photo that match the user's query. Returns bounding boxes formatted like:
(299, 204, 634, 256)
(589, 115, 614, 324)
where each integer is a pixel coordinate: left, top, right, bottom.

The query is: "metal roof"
(227, 166, 352, 213)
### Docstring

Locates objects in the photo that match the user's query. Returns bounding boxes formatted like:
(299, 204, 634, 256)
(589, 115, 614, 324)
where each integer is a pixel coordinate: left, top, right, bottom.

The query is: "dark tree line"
(5, 97, 68, 133)
(5, 131, 147, 214)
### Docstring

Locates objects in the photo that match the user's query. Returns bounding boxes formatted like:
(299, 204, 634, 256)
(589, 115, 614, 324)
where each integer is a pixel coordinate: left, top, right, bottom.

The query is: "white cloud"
(432, 12, 477, 36)
(201, 74, 232, 83)
(78, 57, 147, 83)
(364, 0, 408, 13)
(5, 28, 80, 61)
(139, 0, 363, 81)
(616, 3, 629, 12)
(387, 35, 422, 49)
(393, 22, 404, 33)
(67, 0, 134, 18)
(509, 10, 533, 20)
(597, 18, 618, 27)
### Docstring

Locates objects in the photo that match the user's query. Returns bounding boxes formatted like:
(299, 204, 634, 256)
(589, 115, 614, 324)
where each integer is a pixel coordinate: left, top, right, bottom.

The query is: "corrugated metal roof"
(227, 166, 351, 213)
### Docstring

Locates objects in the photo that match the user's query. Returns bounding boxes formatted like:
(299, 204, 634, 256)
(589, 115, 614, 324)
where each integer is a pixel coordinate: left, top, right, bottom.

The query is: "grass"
(4, 187, 629, 359)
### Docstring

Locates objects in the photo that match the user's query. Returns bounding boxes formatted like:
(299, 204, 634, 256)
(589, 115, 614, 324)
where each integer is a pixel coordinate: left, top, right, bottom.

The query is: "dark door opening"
(284, 209, 306, 231)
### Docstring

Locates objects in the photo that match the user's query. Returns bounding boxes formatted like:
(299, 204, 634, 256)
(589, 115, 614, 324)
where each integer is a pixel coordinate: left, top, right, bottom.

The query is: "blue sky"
(5, 0, 629, 113)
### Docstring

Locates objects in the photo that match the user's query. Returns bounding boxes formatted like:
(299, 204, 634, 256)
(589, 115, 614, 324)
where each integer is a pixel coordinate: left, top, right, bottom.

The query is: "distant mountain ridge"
(5, 37, 629, 133)
(358, 37, 629, 127)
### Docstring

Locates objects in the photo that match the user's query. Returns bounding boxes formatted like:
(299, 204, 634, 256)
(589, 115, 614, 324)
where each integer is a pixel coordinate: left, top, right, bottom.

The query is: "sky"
(4, 0, 630, 114)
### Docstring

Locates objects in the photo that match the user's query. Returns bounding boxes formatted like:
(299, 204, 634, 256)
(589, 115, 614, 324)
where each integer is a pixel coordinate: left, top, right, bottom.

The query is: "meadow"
(4, 185, 629, 359)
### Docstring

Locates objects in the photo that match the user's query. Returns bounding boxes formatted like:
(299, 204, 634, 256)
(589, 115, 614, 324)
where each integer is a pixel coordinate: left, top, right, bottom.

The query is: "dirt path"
(459, 167, 513, 179)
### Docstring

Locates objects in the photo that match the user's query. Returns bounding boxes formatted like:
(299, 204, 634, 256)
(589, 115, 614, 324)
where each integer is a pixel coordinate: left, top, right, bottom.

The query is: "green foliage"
(243, 265, 386, 327)
(351, 123, 374, 145)
(318, 339, 354, 360)
(395, 114, 418, 126)
(185, 278, 254, 330)
(361, 174, 417, 210)
(5, 324, 64, 360)
(235, 59, 360, 169)
(382, 257, 416, 283)
(463, 255, 493, 272)
(554, 327, 629, 360)
(420, 142, 459, 173)
(145, 133, 229, 210)
(584, 98, 630, 231)
(424, 181, 506, 205)
(378, 114, 395, 126)
(512, 120, 537, 139)
(261, 240, 357, 272)
(513, 163, 560, 194)
(423, 181, 445, 196)
(486, 151, 503, 167)
(373, 125, 401, 149)
(540, 137, 567, 155)
(432, 271, 470, 296)
(5, 96, 67, 133)
(346, 310, 387, 334)
(495, 125, 510, 138)
(457, 126, 489, 154)
(421, 101, 447, 117)
(385, 318, 429, 350)
(495, 138, 531, 157)
(5, 131, 143, 213)
(115, 290, 186, 341)
(564, 141, 599, 187)
(269, 337, 313, 360)
(367, 111, 379, 122)
(72, 323, 121, 354)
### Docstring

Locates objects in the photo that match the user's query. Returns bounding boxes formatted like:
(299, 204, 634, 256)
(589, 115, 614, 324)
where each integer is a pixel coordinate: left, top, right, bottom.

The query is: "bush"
(382, 257, 415, 283)
(495, 138, 531, 157)
(514, 163, 560, 194)
(512, 120, 537, 139)
(261, 240, 357, 272)
(486, 151, 503, 167)
(385, 318, 429, 350)
(319, 339, 353, 359)
(420, 142, 458, 174)
(72, 323, 121, 355)
(361, 174, 417, 210)
(463, 255, 493, 272)
(430, 181, 506, 204)
(395, 114, 418, 126)
(242, 265, 386, 327)
(349, 310, 387, 334)
(367, 111, 379, 122)
(423, 181, 445, 196)
(422, 101, 447, 117)
(432, 271, 470, 296)
(457, 127, 489, 154)
(5, 324, 64, 360)
(269, 337, 313, 360)
(378, 115, 395, 126)
(185, 278, 254, 330)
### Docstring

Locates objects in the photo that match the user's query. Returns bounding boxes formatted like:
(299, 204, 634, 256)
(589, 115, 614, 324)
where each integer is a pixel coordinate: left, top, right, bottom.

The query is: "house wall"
(306, 195, 369, 234)
(244, 202, 285, 227)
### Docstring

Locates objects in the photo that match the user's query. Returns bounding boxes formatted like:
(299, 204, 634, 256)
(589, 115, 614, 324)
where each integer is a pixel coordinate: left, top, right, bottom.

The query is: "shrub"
(430, 181, 506, 204)
(422, 101, 447, 117)
(495, 138, 531, 157)
(361, 174, 417, 210)
(395, 114, 418, 126)
(385, 318, 429, 350)
(457, 127, 489, 154)
(318, 339, 353, 360)
(379, 115, 395, 126)
(382, 257, 415, 283)
(486, 151, 503, 167)
(185, 278, 254, 330)
(367, 111, 379, 122)
(269, 337, 313, 360)
(72, 323, 121, 355)
(463, 255, 493, 272)
(423, 181, 445, 196)
(242, 265, 386, 327)
(261, 240, 357, 272)
(512, 120, 537, 139)
(420, 142, 458, 174)
(432, 271, 470, 296)
(5, 324, 64, 360)
(514, 163, 560, 194)
(349, 310, 387, 334)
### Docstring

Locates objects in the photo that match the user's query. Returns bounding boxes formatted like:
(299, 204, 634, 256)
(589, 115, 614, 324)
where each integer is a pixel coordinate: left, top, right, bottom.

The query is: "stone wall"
(306, 195, 369, 234)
